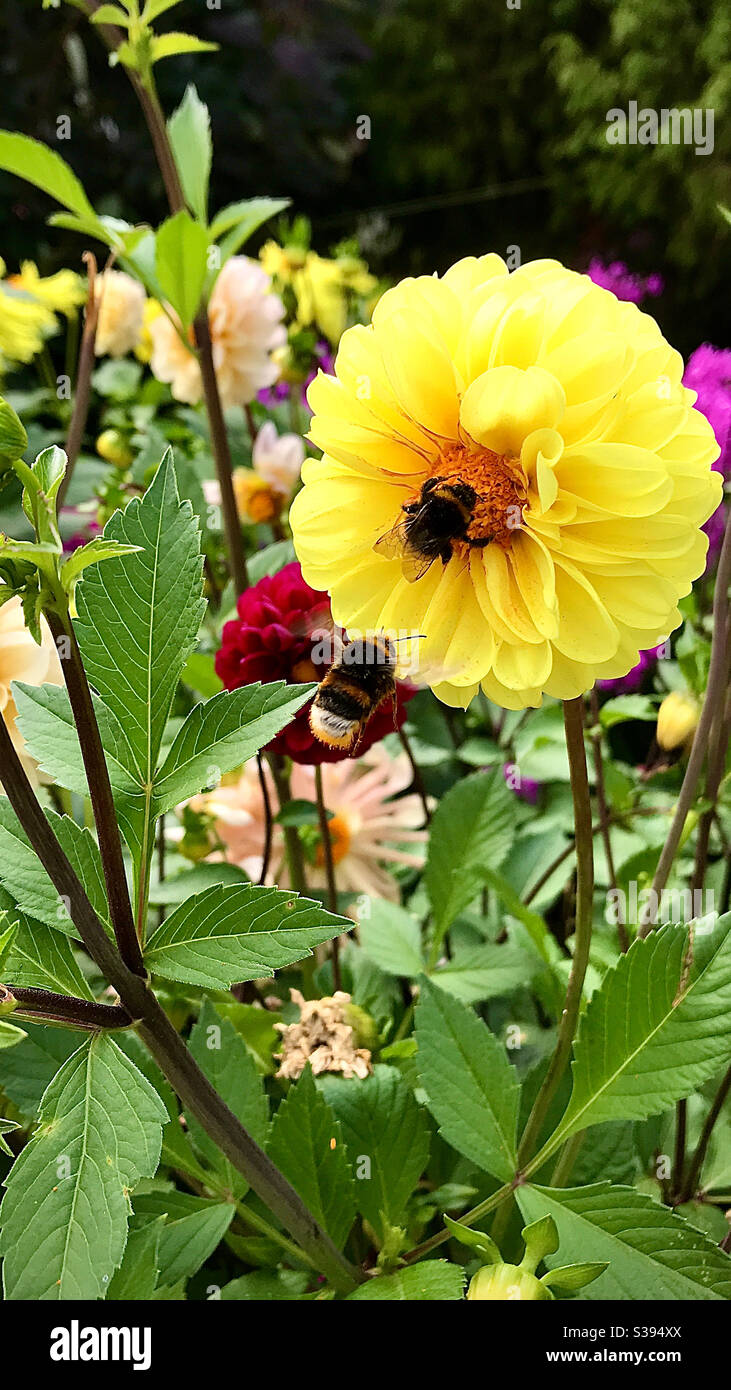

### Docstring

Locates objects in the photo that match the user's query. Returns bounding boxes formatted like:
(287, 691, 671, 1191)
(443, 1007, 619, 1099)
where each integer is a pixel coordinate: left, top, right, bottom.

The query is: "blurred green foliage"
(1, 0, 729, 353)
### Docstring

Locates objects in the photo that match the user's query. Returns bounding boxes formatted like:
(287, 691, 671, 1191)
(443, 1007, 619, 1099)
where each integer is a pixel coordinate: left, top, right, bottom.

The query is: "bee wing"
(373, 518, 410, 561)
(374, 519, 436, 583)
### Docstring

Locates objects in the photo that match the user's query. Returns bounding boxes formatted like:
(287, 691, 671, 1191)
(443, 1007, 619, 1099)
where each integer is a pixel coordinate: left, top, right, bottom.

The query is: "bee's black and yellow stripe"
(309, 635, 397, 748)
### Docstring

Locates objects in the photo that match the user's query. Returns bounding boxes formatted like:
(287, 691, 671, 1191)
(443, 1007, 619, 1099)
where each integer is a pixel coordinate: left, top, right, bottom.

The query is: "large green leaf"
(359, 900, 424, 978)
(415, 978, 520, 1181)
(167, 84, 211, 225)
(186, 999, 269, 1195)
(424, 768, 517, 944)
(75, 451, 205, 796)
(517, 1183, 731, 1301)
(557, 917, 731, 1138)
(144, 883, 349, 990)
(267, 1066, 356, 1250)
(2, 915, 93, 1000)
(0, 800, 110, 938)
(347, 1261, 465, 1301)
(0, 1035, 167, 1299)
(152, 682, 316, 815)
(12, 682, 146, 851)
(154, 211, 209, 329)
(318, 1066, 430, 1237)
(0, 131, 102, 228)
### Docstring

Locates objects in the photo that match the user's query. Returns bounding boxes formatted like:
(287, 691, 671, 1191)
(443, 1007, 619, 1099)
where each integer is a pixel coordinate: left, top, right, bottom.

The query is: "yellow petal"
(460, 365, 565, 456)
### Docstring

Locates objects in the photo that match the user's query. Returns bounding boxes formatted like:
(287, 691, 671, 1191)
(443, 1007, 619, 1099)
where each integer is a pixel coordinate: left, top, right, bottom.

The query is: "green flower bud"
(342, 1001, 379, 1051)
(467, 1263, 553, 1301)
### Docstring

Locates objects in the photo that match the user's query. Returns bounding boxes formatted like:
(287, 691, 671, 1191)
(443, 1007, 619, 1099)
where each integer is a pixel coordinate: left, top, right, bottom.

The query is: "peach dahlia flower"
(149, 256, 286, 408)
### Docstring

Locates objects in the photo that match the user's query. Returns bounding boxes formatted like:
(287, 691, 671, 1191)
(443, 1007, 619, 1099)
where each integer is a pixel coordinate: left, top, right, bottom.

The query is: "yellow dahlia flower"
(7, 261, 85, 318)
(290, 256, 722, 709)
(0, 282, 56, 367)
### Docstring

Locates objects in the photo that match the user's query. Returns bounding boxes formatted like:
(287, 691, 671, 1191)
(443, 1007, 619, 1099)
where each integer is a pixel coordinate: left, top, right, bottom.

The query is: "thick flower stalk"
(291, 256, 722, 709)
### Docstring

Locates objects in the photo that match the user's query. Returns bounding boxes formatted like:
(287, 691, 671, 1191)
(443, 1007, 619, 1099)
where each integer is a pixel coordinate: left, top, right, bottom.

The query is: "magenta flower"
(587, 258, 664, 305)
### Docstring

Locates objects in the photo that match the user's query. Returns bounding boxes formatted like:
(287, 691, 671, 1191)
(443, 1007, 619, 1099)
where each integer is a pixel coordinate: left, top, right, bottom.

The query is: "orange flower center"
(316, 813, 351, 866)
(429, 443, 527, 550)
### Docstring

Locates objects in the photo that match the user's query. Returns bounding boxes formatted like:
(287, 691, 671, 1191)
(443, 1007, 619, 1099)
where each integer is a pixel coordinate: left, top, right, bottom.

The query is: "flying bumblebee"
(309, 632, 399, 751)
(374, 475, 487, 582)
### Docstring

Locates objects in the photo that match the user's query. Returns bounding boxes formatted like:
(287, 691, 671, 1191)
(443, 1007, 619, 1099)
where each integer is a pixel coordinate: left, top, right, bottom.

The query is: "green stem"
(680, 1064, 731, 1202)
(268, 752, 307, 894)
(46, 608, 145, 977)
(639, 511, 731, 935)
(315, 762, 341, 990)
(550, 1131, 585, 1187)
(517, 697, 594, 1168)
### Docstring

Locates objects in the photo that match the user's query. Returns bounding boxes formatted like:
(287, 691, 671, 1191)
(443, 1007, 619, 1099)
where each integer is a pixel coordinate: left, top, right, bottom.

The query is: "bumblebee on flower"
(290, 255, 721, 711)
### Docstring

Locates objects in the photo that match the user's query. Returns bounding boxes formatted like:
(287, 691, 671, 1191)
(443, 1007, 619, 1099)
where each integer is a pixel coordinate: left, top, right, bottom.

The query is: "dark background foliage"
(2, 0, 729, 354)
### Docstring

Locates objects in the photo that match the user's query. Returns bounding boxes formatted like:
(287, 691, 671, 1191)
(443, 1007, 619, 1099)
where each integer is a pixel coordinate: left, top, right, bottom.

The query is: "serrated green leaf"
(210, 197, 290, 269)
(186, 999, 269, 1196)
(318, 1066, 430, 1237)
(347, 1261, 465, 1301)
(0, 799, 110, 938)
(107, 1217, 164, 1300)
(2, 915, 93, 1000)
(558, 917, 731, 1138)
(154, 211, 208, 329)
(431, 942, 534, 1005)
(149, 32, 218, 63)
(60, 538, 142, 590)
(167, 84, 211, 225)
(0, 131, 102, 227)
(131, 1190, 233, 1287)
(152, 682, 316, 815)
(0, 1118, 19, 1156)
(425, 768, 517, 944)
(415, 978, 520, 1181)
(267, 1066, 356, 1250)
(74, 451, 205, 810)
(0, 1035, 167, 1299)
(359, 900, 423, 978)
(144, 883, 349, 990)
(517, 1183, 731, 1301)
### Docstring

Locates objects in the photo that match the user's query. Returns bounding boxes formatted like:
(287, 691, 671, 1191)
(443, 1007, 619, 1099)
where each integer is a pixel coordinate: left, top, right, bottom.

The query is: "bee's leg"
(469, 535, 493, 549)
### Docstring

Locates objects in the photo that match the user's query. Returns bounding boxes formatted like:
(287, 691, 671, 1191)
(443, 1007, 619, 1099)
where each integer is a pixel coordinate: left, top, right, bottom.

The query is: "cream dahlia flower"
(252, 421, 305, 500)
(149, 256, 286, 408)
(94, 269, 146, 357)
(188, 745, 426, 900)
(290, 256, 722, 709)
(0, 596, 63, 784)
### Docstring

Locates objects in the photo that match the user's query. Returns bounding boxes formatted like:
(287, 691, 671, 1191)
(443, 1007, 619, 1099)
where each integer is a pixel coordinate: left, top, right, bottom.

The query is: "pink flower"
(192, 746, 427, 901)
(252, 421, 304, 501)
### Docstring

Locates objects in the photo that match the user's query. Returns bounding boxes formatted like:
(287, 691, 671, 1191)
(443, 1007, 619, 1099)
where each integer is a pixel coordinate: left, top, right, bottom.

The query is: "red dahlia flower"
(215, 561, 413, 763)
